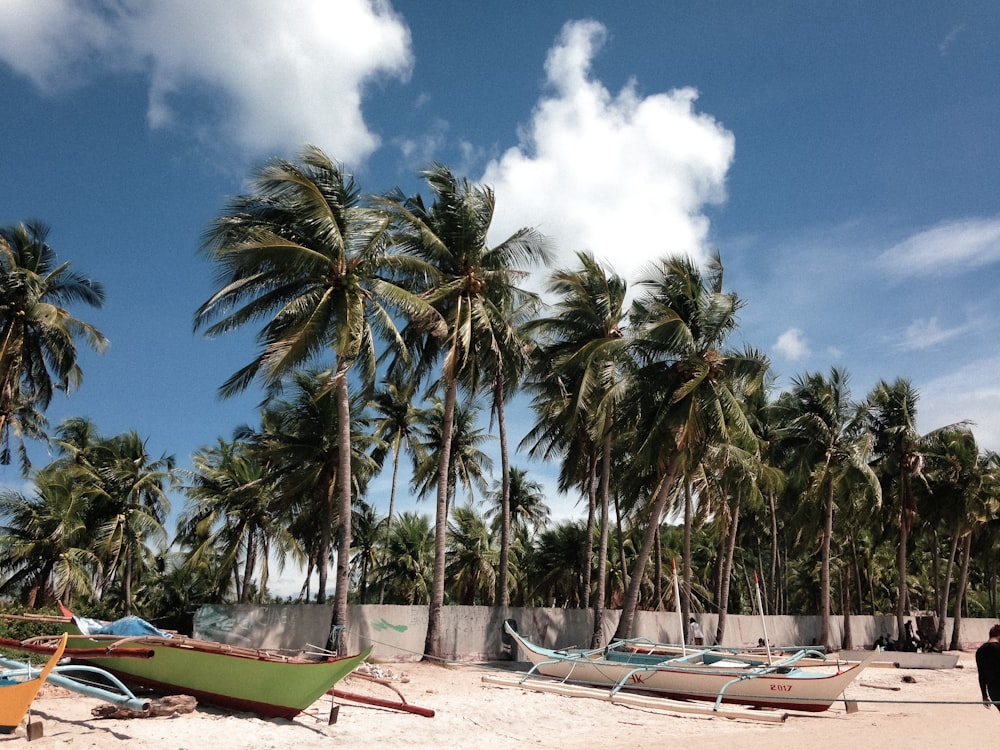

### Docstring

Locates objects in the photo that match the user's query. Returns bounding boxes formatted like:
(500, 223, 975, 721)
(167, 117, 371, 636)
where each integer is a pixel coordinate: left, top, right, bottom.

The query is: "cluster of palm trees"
(2, 147, 999, 658)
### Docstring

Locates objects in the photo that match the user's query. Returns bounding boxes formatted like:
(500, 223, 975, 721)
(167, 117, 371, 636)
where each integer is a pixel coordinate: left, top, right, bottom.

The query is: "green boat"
(28, 609, 371, 720)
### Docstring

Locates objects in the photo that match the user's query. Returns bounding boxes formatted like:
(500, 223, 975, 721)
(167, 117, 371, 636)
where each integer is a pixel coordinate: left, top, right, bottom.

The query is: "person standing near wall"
(689, 617, 705, 646)
(976, 623, 1000, 712)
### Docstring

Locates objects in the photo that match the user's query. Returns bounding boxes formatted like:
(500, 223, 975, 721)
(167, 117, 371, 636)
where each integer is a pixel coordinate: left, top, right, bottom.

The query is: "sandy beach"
(2, 652, 994, 749)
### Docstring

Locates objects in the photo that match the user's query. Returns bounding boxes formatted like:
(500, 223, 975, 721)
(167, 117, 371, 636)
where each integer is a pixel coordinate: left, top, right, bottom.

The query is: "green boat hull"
(65, 634, 370, 719)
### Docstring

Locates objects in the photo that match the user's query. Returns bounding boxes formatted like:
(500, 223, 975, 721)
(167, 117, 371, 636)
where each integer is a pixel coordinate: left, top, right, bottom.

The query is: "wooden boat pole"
(331, 689, 435, 718)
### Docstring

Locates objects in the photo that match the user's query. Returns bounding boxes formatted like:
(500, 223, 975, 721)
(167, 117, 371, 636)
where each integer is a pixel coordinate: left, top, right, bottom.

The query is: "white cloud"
(900, 316, 966, 351)
(0, 0, 413, 162)
(481, 20, 734, 286)
(774, 328, 810, 361)
(938, 24, 965, 56)
(0, 0, 121, 88)
(877, 217, 1000, 279)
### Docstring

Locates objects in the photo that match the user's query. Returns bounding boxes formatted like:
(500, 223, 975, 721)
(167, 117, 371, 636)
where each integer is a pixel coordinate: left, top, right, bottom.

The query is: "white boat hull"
(507, 627, 873, 713)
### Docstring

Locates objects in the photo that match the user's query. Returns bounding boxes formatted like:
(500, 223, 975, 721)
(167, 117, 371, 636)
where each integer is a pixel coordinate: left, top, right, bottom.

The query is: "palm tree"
(0, 464, 99, 607)
(373, 512, 434, 605)
(0, 221, 107, 469)
(523, 251, 629, 647)
(196, 147, 438, 640)
(86, 431, 175, 616)
(773, 368, 879, 649)
(179, 436, 300, 603)
(251, 369, 381, 601)
(614, 253, 768, 641)
(350, 500, 385, 603)
(864, 378, 926, 642)
(530, 521, 590, 607)
(446, 504, 497, 604)
(411, 398, 493, 509)
(474, 287, 542, 608)
(486, 466, 550, 537)
(368, 373, 430, 601)
(383, 164, 547, 659)
(919, 425, 980, 649)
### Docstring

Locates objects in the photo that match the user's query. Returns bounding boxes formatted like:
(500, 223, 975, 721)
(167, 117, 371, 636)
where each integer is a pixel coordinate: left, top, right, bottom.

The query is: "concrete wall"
(193, 604, 998, 661)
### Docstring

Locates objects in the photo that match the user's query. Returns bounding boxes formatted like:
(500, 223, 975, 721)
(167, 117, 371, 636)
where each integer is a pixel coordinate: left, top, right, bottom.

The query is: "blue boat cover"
(90, 615, 172, 638)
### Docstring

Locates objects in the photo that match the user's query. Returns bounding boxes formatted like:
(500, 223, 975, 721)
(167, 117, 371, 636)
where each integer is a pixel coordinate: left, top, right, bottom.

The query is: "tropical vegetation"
(1, 150, 998, 658)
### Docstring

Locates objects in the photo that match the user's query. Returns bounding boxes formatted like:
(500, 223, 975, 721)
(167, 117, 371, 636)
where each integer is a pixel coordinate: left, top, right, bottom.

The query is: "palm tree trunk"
(653, 526, 662, 608)
(314, 468, 334, 603)
(424, 376, 457, 660)
(819, 479, 835, 651)
(682, 479, 693, 639)
(935, 532, 960, 650)
(768, 490, 779, 613)
(241, 534, 256, 604)
(495, 376, 512, 607)
(614, 493, 628, 597)
(841, 570, 853, 650)
(379, 435, 403, 604)
(581, 451, 597, 607)
(949, 534, 972, 650)
(896, 471, 911, 643)
(715, 500, 740, 644)
(613, 466, 678, 640)
(332, 367, 353, 651)
(590, 428, 612, 648)
(123, 548, 133, 617)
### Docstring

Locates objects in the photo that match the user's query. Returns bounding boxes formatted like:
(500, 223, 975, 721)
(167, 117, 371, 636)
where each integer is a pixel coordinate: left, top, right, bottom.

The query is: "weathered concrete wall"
(193, 604, 997, 661)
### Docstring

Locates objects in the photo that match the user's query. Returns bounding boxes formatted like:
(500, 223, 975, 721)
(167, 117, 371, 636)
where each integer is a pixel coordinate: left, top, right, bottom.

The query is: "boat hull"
(0, 633, 67, 733)
(508, 628, 871, 713)
(65, 636, 371, 719)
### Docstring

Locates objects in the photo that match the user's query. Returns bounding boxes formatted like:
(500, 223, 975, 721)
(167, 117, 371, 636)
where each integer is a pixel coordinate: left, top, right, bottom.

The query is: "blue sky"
(2, 1, 1000, 549)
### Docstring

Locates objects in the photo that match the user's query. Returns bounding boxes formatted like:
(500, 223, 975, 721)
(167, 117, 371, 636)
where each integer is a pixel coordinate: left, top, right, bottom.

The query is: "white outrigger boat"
(504, 622, 874, 713)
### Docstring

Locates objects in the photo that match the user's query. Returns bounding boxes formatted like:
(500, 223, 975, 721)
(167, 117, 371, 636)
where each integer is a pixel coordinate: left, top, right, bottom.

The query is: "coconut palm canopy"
(2, 6, 1000, 641)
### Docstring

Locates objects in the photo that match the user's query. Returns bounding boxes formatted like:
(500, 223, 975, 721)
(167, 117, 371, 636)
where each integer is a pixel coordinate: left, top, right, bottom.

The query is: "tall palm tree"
(368, 372, 430, 596)
(0, 221, 107, 469)
(948, 449, 1000, 648)
(474, 287, 542, 608)
(614, 253, 768, 641)
(864, 378, 926, 642)
(919, 425, 979, 648)
(523, 251, 630, 647)
(251, 369, 381, 601)
(196, 147, 438, 640)
(383, 164, 547, 659)
(773, 368, 879, 649)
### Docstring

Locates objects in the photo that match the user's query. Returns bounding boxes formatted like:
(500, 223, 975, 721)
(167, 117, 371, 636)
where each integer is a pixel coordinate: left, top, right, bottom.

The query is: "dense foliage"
(1, 151, 997, 655)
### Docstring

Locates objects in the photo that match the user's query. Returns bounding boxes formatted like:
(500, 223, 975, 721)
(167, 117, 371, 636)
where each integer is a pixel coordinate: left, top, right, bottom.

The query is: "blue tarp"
(89, 615, 172, 638)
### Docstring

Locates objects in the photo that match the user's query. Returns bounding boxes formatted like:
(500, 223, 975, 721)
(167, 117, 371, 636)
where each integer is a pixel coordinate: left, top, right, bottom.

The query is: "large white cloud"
(0, 0, 412, 161)
(481, 20, 735, 286)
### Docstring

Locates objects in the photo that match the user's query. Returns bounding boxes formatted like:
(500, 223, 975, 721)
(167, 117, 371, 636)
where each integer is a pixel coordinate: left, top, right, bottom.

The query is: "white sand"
(5, 653, 994, 749)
